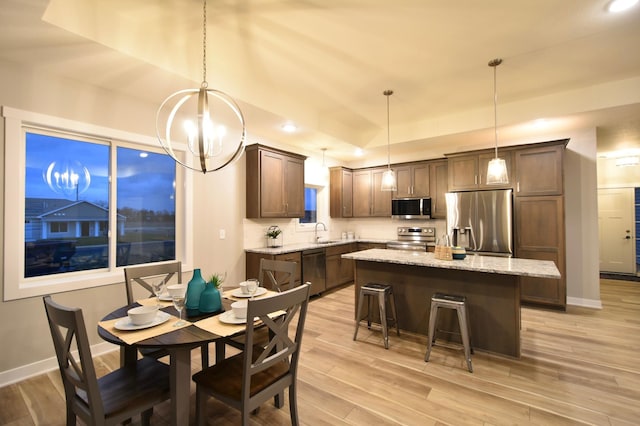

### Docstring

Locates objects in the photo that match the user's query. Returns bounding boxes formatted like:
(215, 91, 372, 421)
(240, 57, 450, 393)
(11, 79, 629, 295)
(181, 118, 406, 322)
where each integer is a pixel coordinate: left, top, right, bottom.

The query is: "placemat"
(99, 314, 191, 345)
(193, 310, 286, 337)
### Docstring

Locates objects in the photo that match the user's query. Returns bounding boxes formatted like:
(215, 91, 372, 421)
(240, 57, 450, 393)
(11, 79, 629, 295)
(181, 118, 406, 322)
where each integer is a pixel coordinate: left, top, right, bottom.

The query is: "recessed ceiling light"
(354, 148, 364, 157)
(139, 152, 149, 158)
(281, 122, 297, 133)
(608, 0, 638, 13)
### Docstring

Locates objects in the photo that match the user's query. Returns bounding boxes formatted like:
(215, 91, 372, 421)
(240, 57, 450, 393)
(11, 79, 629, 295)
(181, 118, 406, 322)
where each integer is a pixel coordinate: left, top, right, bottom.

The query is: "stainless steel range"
(386, 226, 436, 251)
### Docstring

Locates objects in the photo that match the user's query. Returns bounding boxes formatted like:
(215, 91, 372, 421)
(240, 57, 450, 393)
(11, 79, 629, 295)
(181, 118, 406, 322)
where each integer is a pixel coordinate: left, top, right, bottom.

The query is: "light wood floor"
(2, 279, 639, 425)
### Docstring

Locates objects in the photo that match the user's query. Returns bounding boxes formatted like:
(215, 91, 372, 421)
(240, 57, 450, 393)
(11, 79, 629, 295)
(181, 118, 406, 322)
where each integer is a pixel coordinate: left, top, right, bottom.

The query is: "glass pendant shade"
(486, 157, 509, 184)
(486, 58, 508, 185)
(381, 168, 397, 191)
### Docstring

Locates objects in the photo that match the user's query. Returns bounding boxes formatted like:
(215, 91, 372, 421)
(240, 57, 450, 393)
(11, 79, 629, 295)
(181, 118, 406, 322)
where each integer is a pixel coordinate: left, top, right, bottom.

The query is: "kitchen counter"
(245, 239, 390, 255)
(345, 249, 562, 358)
(342, 249, 560, 279)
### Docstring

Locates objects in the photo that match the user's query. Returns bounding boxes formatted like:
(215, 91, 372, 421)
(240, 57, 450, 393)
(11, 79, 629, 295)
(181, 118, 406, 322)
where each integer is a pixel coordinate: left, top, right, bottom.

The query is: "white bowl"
(127, 305, 159, 325)
(231, 300, 247, 319)
(166, 284, 187, 298)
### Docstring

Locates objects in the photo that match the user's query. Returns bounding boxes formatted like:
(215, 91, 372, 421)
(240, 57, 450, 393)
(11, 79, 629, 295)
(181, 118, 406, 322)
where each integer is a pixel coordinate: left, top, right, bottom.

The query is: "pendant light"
(156, 0, 246, 174)
(380, 89, 397, 191)
(485, 58, 509, 185)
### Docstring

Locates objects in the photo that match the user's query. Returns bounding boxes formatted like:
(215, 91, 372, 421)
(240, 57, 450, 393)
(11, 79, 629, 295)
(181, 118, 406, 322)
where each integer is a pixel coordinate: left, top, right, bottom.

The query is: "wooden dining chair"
(43, 295, 170, 426)
(124, 261, 211, 367)
(124, 260, 182, 304)
(193, 283, 311, 426)
(258, 258, 298, 292)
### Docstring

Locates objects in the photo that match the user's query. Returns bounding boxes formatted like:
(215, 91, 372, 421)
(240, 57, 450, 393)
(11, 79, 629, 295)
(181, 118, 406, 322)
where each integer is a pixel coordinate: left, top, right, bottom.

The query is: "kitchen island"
(342, 249, 561, 358)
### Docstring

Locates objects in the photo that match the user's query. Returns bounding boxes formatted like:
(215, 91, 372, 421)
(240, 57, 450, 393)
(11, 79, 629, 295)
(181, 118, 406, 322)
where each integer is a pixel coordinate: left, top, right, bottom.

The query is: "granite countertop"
(342, 248, 561, 279)
(245, 239, 390, 255)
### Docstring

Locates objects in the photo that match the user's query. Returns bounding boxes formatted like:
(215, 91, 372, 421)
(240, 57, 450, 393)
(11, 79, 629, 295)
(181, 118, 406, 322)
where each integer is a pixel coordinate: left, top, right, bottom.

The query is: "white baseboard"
(0, 341, 119, 388)
(567, 296, 603, 309)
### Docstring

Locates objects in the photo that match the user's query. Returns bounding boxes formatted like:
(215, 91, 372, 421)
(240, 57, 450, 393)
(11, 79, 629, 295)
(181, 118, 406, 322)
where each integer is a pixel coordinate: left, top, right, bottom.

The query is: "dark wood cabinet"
(515, 196, 566, 308)
(514, 144, 564, 196)
(325, 243, 357, 289)
(246, 144, 306, 218)
(352, 168, 392, 217)
(394, 163, 430, 198)
(448, 152, 512, 191)
(329, 167, 353, 218)
(429, 160, 448, 219)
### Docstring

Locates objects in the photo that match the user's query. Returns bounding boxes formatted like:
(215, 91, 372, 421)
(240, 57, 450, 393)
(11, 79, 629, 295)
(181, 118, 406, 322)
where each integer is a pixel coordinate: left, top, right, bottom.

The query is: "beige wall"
(0, 58, 602, 384)
(0, 60, 248, 382)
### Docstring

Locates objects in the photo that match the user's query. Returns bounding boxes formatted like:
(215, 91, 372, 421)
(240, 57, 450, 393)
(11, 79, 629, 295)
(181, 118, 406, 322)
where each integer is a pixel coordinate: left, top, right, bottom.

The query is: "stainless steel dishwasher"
(302, 248, 326, 295)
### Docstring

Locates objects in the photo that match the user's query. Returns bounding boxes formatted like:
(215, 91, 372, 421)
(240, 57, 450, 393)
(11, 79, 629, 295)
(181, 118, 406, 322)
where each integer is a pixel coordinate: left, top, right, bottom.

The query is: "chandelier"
(156, 0, 246, 174)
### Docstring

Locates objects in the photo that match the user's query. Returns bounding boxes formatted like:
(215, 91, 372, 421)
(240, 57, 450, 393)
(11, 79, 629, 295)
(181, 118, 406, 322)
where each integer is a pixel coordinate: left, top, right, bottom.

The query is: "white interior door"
(598, 188, 635, 273)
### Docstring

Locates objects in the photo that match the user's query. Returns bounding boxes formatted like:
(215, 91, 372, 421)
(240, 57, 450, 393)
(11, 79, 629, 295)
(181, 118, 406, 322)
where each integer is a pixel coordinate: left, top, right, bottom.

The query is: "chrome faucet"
(315, 222, 327, 242)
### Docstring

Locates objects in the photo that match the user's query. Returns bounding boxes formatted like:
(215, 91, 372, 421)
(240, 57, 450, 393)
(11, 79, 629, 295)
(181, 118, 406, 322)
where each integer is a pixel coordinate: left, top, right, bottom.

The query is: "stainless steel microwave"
(391, 198, 431, 219)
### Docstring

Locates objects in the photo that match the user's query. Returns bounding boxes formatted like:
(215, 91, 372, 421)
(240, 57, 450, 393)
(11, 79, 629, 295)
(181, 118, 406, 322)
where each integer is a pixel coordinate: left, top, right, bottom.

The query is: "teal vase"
(199, 282, 222, 313)
(186, 268, 206, 313)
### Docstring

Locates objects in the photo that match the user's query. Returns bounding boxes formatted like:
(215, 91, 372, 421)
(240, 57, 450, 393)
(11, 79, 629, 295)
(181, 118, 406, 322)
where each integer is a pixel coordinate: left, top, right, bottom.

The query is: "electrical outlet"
(219, 229, 226, 239)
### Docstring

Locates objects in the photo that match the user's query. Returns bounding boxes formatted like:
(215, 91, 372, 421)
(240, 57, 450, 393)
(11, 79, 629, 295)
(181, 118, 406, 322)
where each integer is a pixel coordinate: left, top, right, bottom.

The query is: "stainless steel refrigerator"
(445, 189, 513, 256)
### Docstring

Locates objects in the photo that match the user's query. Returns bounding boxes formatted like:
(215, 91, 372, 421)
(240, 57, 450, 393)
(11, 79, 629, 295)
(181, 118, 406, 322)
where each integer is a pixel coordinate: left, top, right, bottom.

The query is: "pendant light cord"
(489, 58, 502, 159)
(384, 89, 393, 169)
(202, 0, 208, 87)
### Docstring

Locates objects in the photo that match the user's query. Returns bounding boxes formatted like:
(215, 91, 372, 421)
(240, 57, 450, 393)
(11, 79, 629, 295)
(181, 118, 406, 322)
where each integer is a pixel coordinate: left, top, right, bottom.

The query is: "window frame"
(2, 106, 193, 301)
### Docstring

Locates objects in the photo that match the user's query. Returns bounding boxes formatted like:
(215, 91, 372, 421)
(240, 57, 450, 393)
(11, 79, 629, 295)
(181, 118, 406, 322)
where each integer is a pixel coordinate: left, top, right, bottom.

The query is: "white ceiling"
(1, 0, 640, 163)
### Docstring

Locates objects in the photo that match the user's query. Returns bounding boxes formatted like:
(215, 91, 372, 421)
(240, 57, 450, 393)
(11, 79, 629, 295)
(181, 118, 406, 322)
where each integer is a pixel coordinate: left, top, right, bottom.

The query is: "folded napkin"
(136, 297, 173, 307)
(193, 310, 287, 338)
(99, 313, 190, 345)
(222, 289, 279, 300)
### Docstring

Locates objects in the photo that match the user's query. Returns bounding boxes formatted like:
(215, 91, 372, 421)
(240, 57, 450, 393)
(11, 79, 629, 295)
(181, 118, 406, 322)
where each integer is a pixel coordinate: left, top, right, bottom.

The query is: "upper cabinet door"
(448, 155, 479, 191)
(352, 170, 373, 217)
(330, 167, 353, 218)
(284, 155, 305, 217)
(260, 150, 287, 217)
(515, 144, 564, 196)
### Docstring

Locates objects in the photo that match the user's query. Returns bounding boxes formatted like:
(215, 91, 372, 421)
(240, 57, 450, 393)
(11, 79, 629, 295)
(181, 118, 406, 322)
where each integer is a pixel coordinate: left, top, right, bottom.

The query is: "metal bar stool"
(353, 283, 399, 349)
(425, 292, 473, 372)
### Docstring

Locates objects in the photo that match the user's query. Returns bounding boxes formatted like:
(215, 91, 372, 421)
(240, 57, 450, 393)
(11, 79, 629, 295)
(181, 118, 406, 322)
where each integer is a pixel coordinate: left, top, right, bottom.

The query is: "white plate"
(158, 293, 172, 301)
(231, 287, 267, 298)
(114, 311, 171, 331)
(218, 310, 254, 325)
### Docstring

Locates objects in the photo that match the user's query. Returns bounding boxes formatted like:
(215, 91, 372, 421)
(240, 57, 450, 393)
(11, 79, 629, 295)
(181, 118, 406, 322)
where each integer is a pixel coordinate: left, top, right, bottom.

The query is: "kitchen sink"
(316, 239, 341, 245)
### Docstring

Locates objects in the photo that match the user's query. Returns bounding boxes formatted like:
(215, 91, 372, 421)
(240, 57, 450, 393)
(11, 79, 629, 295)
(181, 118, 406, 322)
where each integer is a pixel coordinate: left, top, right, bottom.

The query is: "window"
(300, 186, 318, 224)
(3, 106, 190, 300)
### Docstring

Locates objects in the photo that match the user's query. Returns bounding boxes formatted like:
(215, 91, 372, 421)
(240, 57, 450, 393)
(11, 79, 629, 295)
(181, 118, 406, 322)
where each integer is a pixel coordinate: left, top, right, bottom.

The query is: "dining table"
(97, 288, 277, 426)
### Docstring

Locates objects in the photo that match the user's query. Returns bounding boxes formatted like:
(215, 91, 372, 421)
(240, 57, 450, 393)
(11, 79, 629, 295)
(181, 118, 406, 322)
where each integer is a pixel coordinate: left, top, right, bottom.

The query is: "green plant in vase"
(266, 226, 282, 247)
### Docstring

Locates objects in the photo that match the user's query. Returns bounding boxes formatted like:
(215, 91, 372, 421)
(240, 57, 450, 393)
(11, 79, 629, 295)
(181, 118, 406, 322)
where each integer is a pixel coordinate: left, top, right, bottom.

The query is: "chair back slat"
(258, 258, 297, 292)
(43, 296, 105, 419)
(124, 261, 182, 304)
